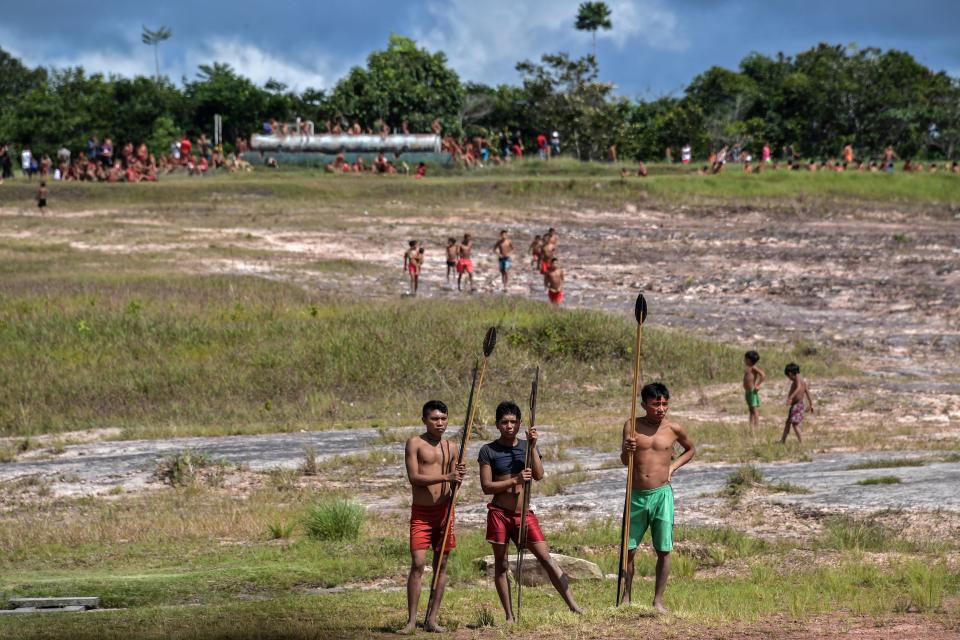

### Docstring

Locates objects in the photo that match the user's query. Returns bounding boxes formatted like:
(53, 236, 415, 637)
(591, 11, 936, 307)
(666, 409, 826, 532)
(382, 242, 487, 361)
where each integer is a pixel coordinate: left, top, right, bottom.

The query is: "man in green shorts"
(621, 382, 695, 612)
(743, 350, 765, 430)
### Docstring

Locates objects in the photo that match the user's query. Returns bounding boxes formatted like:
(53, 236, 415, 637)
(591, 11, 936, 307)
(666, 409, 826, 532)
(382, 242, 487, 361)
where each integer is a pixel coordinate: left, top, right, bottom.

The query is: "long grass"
(0, 274, 837, 438)
(303, 498, 364, 541)
(1, 163, 957, 212)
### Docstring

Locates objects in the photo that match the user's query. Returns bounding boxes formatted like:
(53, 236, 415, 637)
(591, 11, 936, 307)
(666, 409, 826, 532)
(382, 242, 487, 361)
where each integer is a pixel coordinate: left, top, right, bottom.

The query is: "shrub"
(301, 445, 318, 476)
(304, 498, 363, 541)
(155, 449, 215, 487)
(267, 520, 296, 540)
(722, 465, 763, 497)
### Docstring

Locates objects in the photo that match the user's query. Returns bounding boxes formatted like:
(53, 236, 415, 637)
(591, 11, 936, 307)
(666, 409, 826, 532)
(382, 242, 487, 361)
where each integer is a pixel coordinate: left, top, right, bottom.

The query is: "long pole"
(515, 365, 539, 621)
(616, 294, 647, 607)
(426, 327, 497, 620)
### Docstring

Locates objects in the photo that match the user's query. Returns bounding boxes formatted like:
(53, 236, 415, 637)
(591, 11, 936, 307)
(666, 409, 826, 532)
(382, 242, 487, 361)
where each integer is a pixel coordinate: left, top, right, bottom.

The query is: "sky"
(0, 0, 958, 99)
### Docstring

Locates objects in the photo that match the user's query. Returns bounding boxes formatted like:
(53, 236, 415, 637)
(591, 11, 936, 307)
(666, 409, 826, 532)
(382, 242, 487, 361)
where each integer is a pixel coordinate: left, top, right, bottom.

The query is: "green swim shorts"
(628, 484, 674, 552)
(745, 389, 760, 408)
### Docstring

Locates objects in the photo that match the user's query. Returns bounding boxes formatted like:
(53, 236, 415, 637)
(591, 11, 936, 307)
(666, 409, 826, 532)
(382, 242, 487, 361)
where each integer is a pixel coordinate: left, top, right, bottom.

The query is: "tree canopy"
(0, 38, 957, 162)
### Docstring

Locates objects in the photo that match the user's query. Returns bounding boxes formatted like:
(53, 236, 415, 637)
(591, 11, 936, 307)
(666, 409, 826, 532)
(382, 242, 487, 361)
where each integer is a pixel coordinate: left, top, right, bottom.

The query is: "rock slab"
(477, 553, 602, 587)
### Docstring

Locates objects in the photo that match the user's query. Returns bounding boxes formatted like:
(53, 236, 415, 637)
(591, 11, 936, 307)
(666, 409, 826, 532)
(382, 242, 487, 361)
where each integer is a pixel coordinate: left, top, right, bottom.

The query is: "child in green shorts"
(743, 350, 765, 430)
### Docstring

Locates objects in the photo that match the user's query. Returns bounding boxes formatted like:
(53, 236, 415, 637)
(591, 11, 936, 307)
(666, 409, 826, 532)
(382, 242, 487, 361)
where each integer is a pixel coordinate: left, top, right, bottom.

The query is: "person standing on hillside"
(400, 400, 466, 634)
(404, 240, 421, 295)
(620, 383, 696, 612)
(743, 350, 766, 430)
(544, 258, 564, 305)
(493, 229, 513, 291)
(456, 233, 474, 292)
(479, 401, 582, 623)
(445, 237, 459, 284)
(20, 145, 33, 180)
(781, 363, 814, 444)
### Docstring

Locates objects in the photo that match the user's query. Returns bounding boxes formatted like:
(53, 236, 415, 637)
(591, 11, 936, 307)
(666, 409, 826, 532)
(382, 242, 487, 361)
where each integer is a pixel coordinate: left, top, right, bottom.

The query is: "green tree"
(575, 2, 613, 62)
(328, 35, 463, 135)
(516, 53, 615, 160)
(184, 63, 269, 141)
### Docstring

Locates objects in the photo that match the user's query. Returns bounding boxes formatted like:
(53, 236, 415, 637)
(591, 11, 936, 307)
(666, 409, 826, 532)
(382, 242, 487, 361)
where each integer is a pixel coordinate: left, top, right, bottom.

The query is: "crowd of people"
(665, 142, 960, 175)
(0, 134, 253, 186)
(402, 228, 565, 304)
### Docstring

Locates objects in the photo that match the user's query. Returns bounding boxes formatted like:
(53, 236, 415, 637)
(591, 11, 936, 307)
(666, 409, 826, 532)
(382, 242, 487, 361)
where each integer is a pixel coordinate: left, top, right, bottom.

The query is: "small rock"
(476, 553, 602, 586)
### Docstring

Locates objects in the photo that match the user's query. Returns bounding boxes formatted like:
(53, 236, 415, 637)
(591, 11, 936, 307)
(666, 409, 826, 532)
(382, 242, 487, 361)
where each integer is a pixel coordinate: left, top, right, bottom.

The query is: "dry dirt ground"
(2, 197, 958, 422)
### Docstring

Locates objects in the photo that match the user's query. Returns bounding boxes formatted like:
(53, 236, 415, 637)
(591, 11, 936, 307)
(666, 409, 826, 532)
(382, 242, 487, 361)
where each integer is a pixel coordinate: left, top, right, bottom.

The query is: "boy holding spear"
(620, 383, 695, 612)
(479, 401, 582, 623)
(401, 400, 466, 633)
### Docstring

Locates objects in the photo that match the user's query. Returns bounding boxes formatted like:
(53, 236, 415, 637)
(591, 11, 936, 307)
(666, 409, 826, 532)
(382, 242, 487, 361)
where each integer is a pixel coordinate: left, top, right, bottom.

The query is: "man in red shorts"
(456, 233, 474, 292)
(401, 400, 466, 633)
(545, 258, 564, 305)
(478, 401, 582, 623)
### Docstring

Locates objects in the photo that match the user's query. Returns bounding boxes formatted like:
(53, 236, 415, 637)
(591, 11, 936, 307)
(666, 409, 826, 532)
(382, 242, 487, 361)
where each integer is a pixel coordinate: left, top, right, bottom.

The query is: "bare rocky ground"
(2, 200, 959, 536)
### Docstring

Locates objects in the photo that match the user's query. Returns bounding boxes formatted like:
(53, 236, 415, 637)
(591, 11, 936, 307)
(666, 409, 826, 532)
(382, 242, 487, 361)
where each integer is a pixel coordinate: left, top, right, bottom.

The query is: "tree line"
(1, 36, 958, 161)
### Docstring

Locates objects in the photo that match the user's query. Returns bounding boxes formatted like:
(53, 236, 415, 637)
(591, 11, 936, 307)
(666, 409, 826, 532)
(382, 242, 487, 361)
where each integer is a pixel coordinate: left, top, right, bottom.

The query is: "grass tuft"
(304, 498, 364, 541)
(845, 458, 925, 470)
(155, 450, 219, 487)
(266, 520, 296, 540)
(721, 465, 764, 497)
(819, 516, 893, 551)
(301, 446, 318, 476)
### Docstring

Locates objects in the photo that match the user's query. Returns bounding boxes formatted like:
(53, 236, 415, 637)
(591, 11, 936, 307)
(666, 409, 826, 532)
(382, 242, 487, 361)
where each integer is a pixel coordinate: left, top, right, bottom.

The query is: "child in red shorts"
(478, 401, 582, 622)
(401, 400, 466, 633)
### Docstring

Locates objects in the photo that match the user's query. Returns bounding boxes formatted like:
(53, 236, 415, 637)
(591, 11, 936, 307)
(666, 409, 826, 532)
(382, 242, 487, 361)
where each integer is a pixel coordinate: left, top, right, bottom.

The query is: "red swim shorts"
(539, 260, 551, 274)
(548, 290, 564, 304)
(485, 503, 546, 547)
(410, 502, 456, 553)
(408, 263, 418, 274)
(456, 258, 474, 274)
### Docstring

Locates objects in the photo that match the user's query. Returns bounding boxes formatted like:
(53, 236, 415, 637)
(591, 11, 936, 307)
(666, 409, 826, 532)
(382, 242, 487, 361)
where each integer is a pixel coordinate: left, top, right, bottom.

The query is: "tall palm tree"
(142, 25, 173, 81)
(575, 2, 613, 61)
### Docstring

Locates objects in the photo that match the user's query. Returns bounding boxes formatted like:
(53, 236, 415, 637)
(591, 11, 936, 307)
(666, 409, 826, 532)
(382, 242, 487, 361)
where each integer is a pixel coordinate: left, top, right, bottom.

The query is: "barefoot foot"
(397, 621, 417, 635)
(424, 622, 447, 633)
(653, 601, 669, 614)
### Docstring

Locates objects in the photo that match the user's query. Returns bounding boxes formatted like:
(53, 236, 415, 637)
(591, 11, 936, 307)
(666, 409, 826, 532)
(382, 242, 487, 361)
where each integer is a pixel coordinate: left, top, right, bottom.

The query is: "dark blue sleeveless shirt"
(477, 440, 539, 476)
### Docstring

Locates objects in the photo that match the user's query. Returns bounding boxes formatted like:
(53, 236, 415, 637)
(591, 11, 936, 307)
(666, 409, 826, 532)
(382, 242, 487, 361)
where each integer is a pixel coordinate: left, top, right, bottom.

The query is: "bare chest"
(633, 429, 675, 452)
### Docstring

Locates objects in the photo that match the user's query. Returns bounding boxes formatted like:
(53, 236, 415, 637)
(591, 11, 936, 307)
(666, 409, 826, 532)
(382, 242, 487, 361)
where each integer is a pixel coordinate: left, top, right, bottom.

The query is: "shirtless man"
(529, 235, 543, 269)
(781, 363, 814, 444)
(479, 401, 582, 623)
(401, 400, 466, 633)
(743, 351, 766, 430)
(404, 240, 421, 295)
(445, 237, 459, 283)
(620, 383, 695, 612)
(493, 230, 513, 291)
(544, 258, 564, 305)
(539, 229, 557, 276)
(456, 233, 474, 292)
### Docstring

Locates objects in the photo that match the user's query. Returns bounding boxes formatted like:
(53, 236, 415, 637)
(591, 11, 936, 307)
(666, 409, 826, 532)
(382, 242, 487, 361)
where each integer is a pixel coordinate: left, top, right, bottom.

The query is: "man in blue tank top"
(478, 401, 582, 623)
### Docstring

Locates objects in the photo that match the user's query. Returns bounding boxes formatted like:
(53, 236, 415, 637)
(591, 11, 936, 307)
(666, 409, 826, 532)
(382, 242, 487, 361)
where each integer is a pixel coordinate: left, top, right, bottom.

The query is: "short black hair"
(745, 350, 760, 365)
(784, 363, 800, 376)
(422, 400, 448, 419)
(495, 401, 522, 423)
(409, 240, 417, 247)
(640, 382, 670, 402)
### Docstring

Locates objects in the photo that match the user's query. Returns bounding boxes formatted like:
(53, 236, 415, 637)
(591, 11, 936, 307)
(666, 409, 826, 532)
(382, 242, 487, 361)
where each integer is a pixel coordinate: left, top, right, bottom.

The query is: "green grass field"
(0, 272, 838, 439)
(1, 165, 957, 638)
(0, 489, 956, 639)
(1, 159, 958, 213)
